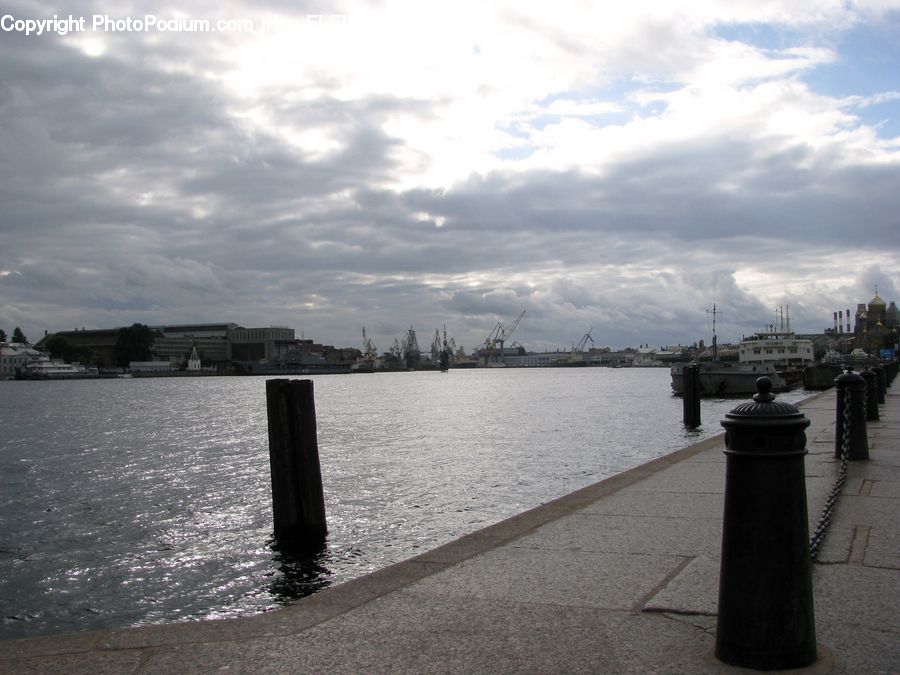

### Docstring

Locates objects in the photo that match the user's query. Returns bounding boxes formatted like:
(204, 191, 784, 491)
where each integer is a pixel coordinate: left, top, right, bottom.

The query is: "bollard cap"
(721, 377, 810, 455)
(835, 366, 865, 388)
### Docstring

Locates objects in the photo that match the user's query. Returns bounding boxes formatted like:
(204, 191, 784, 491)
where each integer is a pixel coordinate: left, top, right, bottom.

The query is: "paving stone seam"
(632, 555, 694, 611)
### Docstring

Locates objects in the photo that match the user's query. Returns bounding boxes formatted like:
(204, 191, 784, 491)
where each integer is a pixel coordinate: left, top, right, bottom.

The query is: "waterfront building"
(0, 343, 43, 379)
(151, 323, 236, 366)
(129, 361, 175, 373)
(228, 326, 296, 362)
(504, 351, 568, 367)
(854, 292, 899, 355)
(36, 328, 120, 368)
(38, 323, 297, 371)
(587, 349, 635, 367)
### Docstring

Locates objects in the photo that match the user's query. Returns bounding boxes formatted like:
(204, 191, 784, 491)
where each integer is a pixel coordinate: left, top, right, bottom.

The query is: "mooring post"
(682, 364, 701, 427)
(834, 368, 869, 461)
(872, 364, 886, 403)
(265, 378, 327, 549)
(860, 369, 879, 422)
(716, 377, 816, 670)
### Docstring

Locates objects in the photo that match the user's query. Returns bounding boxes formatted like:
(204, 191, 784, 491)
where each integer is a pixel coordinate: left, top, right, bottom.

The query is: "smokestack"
(834, 311, 838, 333)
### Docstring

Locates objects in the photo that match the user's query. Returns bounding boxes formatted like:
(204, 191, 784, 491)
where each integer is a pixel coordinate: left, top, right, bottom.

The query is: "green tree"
(0, 328, 7, 342)
(44, 335, 92, 364)
(115, 323, 155, 367)
(12, 327, 27, 344)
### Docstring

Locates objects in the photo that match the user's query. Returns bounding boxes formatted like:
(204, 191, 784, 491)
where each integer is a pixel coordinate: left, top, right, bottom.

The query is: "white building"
(187, 346, 202, 371)
(1, 343, 42, 379)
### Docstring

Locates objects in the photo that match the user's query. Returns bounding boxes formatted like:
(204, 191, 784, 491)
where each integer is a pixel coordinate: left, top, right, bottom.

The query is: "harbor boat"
(738, 329, 814, 367)
(737, 316, 816, 389)
(671, 303, 791, 396)
(16, 356, 93, 379)
(671, 360, 787, 395)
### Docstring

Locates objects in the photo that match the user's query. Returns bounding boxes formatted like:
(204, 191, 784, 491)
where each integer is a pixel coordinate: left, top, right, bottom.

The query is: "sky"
(1, 0, 899, 353)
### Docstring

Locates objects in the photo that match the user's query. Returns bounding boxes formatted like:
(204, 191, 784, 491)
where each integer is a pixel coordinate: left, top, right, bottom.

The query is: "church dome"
(870, 293, 886, 306)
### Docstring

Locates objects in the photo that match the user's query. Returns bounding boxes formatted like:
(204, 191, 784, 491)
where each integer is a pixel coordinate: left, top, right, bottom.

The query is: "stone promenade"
(1, 384, 897, 673)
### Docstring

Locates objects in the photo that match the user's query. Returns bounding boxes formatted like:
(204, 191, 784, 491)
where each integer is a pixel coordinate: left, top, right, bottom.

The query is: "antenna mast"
(707, 304, 718, 360)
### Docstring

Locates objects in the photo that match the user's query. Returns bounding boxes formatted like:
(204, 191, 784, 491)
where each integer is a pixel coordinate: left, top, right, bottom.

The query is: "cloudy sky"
(1, 1, 899, 353)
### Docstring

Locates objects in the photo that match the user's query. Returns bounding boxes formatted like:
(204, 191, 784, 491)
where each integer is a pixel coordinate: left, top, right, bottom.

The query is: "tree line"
(0, 327, 28, 344)
(2, 323, 156, 368)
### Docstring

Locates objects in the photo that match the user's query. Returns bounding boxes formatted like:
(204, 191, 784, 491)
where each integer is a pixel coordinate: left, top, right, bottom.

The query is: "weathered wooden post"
(682, 364, 701, 427)
(716, 377, 816, 670)
(834, 368, 869, 461)
(266, 379, 327, 549)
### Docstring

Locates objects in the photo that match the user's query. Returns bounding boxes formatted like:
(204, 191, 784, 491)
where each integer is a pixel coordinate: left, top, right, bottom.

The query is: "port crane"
(573, 328, 594, 353)
(430, 329, 442, 362)
(430, 325, 456, 370)
(430, 325, 457, 362)
(567, 328, 593, 363)
(362, 327, 377, 359)
(389, 337, 403, 359)
(480, 310, 526, 365)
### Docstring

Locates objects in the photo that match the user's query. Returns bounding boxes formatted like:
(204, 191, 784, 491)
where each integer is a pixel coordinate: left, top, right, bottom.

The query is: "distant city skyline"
(8, 295, 895, 356)
(1, 1, 898, 353)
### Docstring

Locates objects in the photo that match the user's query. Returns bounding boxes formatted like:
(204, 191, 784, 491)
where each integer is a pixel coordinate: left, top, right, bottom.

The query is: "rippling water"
(0, 368, 811, 639)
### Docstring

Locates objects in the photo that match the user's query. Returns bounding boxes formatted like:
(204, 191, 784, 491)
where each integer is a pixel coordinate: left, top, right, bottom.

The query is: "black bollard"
(872, 364, 886, 404)
(682, 364, 701, 427)
(716, 377, 816, 670)
(834, 368, 869, 461)
(266, 379, 327, 549)
(860, 369, 879, 422)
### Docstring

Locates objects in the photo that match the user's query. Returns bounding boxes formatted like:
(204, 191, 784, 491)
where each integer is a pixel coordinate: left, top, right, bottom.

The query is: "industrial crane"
(481, 310, 526, 365)
(574, 328, 594, 353)
(362, 327, 377, 359)
(389, 337, 403, 359)
(570, 328, 594, 362)
(430, 325, 456, 370)
(430, 329, 442, 363)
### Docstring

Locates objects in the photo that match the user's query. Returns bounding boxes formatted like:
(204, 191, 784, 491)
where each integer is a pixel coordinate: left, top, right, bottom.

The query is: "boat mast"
(708, 304, 718, 360)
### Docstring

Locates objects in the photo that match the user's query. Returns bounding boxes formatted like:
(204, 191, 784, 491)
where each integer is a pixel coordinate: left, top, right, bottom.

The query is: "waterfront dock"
(1, 386, 897, 673)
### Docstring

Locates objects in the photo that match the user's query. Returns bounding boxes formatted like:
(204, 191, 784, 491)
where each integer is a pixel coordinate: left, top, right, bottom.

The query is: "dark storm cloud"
(407, 141, 900, 250)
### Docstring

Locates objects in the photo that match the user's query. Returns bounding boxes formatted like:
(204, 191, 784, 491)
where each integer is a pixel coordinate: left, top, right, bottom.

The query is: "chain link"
(809, 385, 852, 559)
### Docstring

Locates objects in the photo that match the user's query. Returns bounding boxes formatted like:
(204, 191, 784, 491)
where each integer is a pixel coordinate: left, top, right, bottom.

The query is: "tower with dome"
(854, 291, 899, 355)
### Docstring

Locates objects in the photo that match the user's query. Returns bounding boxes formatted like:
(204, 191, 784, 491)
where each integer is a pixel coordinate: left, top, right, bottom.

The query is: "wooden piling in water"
(683, 364, 701, 427)
(266, 378, 327, 548)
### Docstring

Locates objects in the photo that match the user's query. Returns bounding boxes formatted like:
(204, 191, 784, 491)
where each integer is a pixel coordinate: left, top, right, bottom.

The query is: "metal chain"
(809, 385, 852, 559)
(863, 378, 868, 417)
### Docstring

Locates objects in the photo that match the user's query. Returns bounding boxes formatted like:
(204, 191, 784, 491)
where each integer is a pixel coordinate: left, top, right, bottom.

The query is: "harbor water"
(0, 368, 812, 640)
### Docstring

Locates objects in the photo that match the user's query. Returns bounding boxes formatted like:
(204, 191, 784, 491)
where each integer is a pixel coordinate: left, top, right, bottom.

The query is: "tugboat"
(671, 305, 788, 396)
(671, 360, 786, 396)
